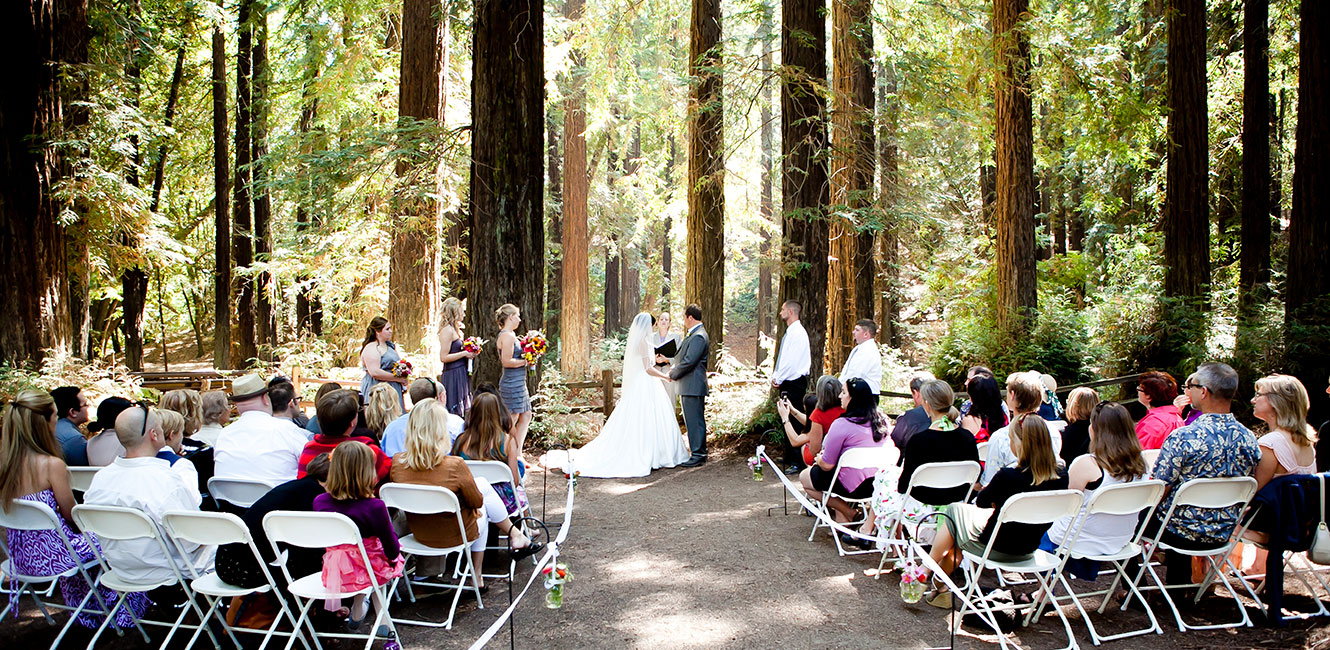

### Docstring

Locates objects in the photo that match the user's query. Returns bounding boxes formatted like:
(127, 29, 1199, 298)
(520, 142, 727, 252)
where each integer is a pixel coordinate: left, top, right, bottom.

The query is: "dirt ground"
(7, 453, 1330, 649)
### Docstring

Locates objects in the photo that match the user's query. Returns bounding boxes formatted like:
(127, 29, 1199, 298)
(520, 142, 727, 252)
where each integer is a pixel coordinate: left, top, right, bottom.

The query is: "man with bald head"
(83, 405, 214, 584)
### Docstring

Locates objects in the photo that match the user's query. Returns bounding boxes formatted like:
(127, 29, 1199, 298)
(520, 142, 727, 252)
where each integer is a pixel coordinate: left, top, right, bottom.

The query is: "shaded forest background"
(3, 0, 1328, 422)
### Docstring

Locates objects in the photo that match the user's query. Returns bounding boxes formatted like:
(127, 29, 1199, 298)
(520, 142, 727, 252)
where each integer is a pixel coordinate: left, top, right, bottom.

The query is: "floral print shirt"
(1152, 413, 1260, 542)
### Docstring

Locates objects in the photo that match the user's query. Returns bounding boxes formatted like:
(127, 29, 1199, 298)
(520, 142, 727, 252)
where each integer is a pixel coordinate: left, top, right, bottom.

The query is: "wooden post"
(602, 368, 614, 417)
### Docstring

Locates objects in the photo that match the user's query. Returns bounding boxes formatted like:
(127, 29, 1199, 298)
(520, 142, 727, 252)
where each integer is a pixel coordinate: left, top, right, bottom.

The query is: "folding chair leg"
(28, 587, 57, 626)
(87, 592, 149, 650)
(959, 571, 1015, 650)
(282, 599, 321, 650)
(51, 585, 97, 650)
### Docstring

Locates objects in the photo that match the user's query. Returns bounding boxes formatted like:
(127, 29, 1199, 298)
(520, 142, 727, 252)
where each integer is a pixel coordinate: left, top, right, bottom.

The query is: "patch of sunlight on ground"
(614, 601, 746, 647)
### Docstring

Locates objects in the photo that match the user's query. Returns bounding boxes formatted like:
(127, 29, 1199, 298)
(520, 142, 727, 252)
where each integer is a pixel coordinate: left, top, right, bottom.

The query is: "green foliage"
(930, 289, 1097, 386)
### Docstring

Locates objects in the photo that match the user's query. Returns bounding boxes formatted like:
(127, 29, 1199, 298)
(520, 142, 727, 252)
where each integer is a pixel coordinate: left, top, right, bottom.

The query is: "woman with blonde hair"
(364, 382, 403, 440)
(1252, 374, 1317, 489)
(494, 303, 534, 453)
(1058, 387, 1101, 466)
(437, 297, 476, 416)
(389, 399, 539, 584)
(159, 389, 202, 437)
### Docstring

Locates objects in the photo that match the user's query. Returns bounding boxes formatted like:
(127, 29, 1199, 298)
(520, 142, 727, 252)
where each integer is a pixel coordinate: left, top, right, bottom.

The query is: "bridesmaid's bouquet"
(461, 336, 486, 355)
(391, 359, 413, 378)
(518, 330, 548, 365)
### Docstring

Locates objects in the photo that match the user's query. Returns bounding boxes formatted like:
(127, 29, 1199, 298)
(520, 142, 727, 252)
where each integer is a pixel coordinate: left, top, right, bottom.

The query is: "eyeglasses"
(1184, 382, 1205, 391)
(1252, 391, 1269, 399)
(137, 402, 151, 440)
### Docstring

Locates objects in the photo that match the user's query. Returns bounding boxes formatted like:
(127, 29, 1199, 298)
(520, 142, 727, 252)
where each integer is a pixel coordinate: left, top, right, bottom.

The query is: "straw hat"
(230, 373, 269, 401)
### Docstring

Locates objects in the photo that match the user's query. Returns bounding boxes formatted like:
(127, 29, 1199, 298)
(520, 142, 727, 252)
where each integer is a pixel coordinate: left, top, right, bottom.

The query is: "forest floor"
(10, 450, 1329, 649)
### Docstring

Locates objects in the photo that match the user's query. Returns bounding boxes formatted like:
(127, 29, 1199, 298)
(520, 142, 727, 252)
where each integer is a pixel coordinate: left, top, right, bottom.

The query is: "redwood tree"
(757, 3, 775, 364)
(232, 0, 258, 364)
(252, 11, 275, 355)
(686, 0, 725, 368)
(212, 22, 231, 368)
(1162, 0, 1210, 305)
(992, 0, 1038, 338)
(560, 0, 590, 379)
(1237, 0, 1270, 335)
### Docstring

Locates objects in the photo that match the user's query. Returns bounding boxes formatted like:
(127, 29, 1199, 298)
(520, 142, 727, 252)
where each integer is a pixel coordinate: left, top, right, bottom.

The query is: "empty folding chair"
(378, 483, 484, 629)
(67, 467, 100, 494)
(162, 511, 308, 650)
(808, 445, 896, 556)
(70, 504, 221, 650)
(1123, 476, 1260, 632)
(0, 498, 117, 649)
(875, 460, 981, 577)
(1141, 449, 1161, 475)
(208, 477, 279, 510)
(263, 511, 400, 650)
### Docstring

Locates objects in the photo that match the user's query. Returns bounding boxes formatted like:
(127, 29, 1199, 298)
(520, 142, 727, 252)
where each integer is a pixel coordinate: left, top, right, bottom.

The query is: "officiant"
(652, 312, 683, 407)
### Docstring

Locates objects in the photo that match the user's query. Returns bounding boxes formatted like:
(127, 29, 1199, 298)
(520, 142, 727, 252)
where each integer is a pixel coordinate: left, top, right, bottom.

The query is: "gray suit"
(670, 323, 710, 458)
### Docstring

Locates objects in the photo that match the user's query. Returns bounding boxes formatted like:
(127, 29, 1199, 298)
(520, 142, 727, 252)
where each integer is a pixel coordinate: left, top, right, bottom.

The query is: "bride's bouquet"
(461, 336, 485, 355)
(518, 330, 548, 365)
(391, 359, 413, 378)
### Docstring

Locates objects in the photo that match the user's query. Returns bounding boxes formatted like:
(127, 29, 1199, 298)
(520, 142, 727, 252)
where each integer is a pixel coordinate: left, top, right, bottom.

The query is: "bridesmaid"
(437, 297, 476, 416)
(495, 304, 534, 451)
(360, 316, 408, 410)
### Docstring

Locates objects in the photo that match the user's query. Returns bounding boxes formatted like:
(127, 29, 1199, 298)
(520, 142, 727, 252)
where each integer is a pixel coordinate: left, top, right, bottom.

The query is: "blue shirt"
(1152, 413, 1260, 542)
(381, 412, 466, 457)
(56, 418, 88, 466)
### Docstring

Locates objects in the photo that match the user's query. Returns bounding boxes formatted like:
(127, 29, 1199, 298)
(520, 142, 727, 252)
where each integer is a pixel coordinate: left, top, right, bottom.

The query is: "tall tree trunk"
(560, 0, 589, 379)
(0, 0, 81, 364)
(391, 0, 446, 353)
(1162, 0, 1210, 303)
(1237, 0, 1270, 339)
(232, 0, 257, 364)
(251, 10, 275, 356)
(662, 135, 677, 304)
(121, 0, 149, 371)
(622, 251, 640, 321)
(149, 46, 186, 214)
(836, 0, 875, 331)
(466, 0, 544, 387)
(1286, 0, 1330, 422)
(687, 0, 725, 369)
(295, 33, 321, 337)
(604, 242, 621, 337)
(993, 0, 1038, 338)
(779, 0, 830, 376)
(877, 62, 900, 348)
(1067, 170, 1086, 251)
(211, 22, 231, 369)
(547, 113, 562, 347)
(757, 4, 775, 365)
(979, 162, 997, 232)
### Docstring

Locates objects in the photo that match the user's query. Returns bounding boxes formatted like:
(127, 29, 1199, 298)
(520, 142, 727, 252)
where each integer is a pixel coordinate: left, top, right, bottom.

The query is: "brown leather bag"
(226, 593, 278, 630)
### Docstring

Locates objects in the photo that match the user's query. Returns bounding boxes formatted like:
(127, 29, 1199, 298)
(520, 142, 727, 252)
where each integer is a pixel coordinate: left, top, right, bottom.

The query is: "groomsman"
(839, 319, 883, 400)
(769, 300, 810, 402)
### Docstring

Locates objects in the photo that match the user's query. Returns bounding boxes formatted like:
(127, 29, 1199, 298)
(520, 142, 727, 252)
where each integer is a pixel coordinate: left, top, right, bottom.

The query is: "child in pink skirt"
(313, 441, 404, 628)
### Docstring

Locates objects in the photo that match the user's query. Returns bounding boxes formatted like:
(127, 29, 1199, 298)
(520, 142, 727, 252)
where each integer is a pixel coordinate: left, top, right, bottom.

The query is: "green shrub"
(930, 290, 1097, 386)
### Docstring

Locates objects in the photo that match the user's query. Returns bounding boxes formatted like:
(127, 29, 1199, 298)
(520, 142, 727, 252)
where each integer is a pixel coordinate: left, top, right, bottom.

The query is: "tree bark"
(837, 0, 876, 330)
(687, 0, 725, 369)
(211, 22, 231, 369)
(604, 243, 621, 336)
(779, 0, 830, 377)
(1162, 0, 1210, 302)
(295, 32, 321, 337)
(391, 0, 446, 353)
(251, 10, 275, 356)
(1237, 0, 1270, 323)
(993, 0, 1038, 338)
(232, 0, 257, 364)
(1067, 171, 1085, 251)
(877, 62, 900, 348)
(757, 3, 775, 365)
(560, 0, 589, 379)
(622, 251, 640, 321)
(121, 0, 149, 371)
(662, 135, 677, 303)
(466, 0, 544, 387)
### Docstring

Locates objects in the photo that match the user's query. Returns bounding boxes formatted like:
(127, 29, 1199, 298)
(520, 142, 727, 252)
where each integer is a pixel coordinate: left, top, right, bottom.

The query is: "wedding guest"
(268, 379, 307, 428)
(437, 297, 476, 416)
(799, 378, 889, 529)
(49, 386, 90, 466)
(1058, 387, 1100, 467)
(195, 390, 230, 446)
(303, 382, 342, 437)
(782, 376, 844, 469)
(959, 376, 1008, 445)
(382, 378, 464, 457)
(213, 373, 308, 484)
(838, 319, 883, 396)
(453, 392, 525, 516)
(890, 372, 936, 453)
(652, 311, 683, 407)
(299, 388, 392, 483)
(1252, 374, 1318, 489)
(360, 316, 408, 411)
(364, 383, 403, 443)
(959, 366, 1004, 418)
(1037, 374, 1066, 422)
(769, 300, 811, 402)
(154, 409, 201, 505)
(1135, 370, 1184, 449)
(980, 372, 1061, 487)
(214, 453, 330, 590)
(495, 303, 534, 452)
(85, 396, 134, 466)
(898, 380, 980, 503)
(159, 389, 203, 438)
(1174, 374, 1202, 427)
(777, 392, 822, 474)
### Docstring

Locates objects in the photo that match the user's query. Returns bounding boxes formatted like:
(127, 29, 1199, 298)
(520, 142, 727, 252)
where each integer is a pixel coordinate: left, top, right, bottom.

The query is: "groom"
(671, 304, 710, 467)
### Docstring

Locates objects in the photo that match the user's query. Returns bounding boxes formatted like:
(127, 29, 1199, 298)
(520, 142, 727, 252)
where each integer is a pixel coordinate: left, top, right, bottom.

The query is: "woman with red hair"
(1134, 371, 1184, 449)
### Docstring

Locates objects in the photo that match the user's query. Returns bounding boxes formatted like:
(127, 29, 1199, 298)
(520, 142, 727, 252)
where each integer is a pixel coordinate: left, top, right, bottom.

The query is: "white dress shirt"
(979, 421, 1065, 487)
(193, 422, 224, 446)
(85, 430, 125, 467)
(770, 320, 811, 384)
(839, 339, 883, 394)
(213, 410, 308, 484)
(83, 456, 215, 584)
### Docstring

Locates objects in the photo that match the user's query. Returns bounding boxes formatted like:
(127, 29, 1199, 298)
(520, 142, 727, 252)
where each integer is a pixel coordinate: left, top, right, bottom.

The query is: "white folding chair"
(1141, 449, 1161, 475)
(808, 445, 896, 556)
(975, 440, 991, 462)
(1036, 479, 1168, 645)
(1124, 476, 1260, 632)
(208, 477, 279, 510)
(70, 504, 221, 650)
(0, 498, 118, 649)
(163, 511, 309, 650)
(378, 483, 484, 629)
(68, 467, 101, 493)
(954, 490, 1085, 650)
(262, 511, 400, 650)
(874, 460, 981, 576)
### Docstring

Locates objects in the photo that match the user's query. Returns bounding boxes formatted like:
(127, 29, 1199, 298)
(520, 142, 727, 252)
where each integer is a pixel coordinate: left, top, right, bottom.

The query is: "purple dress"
(440, 338, 472, 416)
(6, 489, 148, 628)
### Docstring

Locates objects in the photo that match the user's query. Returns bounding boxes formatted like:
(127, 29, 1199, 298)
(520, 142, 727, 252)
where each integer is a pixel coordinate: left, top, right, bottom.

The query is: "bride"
(570, 312, 691, 478)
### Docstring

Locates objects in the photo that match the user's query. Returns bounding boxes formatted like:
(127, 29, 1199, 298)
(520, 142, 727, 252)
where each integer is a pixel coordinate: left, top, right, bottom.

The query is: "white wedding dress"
(569, 313, 691, 478)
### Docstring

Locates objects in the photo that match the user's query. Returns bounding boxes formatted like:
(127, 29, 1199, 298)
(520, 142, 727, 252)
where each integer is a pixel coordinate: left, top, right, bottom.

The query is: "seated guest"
(1145, 362, 1260, 584)
(50, 386, 90, 466)
(154, 409, 201, 505)
(1042, 402, 1147, 578)
(303, 382, 343, 437)
(299, 389, 392, 482)
(1135, 370, 1184, 449)
(85, 397, 134, 466)
(159, 389, 203, 439)
(903, 380, 980, 502)
(798, 378, 889, 530)
(980, 372, 1061, 487)
(364, 383, 403, 442)
(268, 380, 307, 428)
(194, 390, 231, 446)
(1251, 374, 1317, 489)
(390, 399, 541, 585)
(1037, 373, 1066, 422)
(889, 373, 935, 453)
(84, 406, 214, 583)
(959, 375, 1007, 444)
(214, 453, 331, 589)
(777, 375, 842, 472)
(213, 373, 308, 484)
(923, 414, 1069, 608)
(1058, 387, 1100, 467)
(959, 366, 1006, 420)
(453, 392, 526, 516)
(383, 379, 464, 457)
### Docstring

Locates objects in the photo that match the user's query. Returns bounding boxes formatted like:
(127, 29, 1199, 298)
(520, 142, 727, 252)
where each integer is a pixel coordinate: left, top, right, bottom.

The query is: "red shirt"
(1136, 405, 1184, 450)
(802, 406, 846, 465)
(298, 434, 393, 483)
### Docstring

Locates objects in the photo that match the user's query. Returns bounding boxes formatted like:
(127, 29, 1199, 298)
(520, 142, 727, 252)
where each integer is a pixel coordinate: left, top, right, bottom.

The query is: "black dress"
(1059, 420, 1091, 467)
(214, 476, 326, 589)
(897, 426, 980, 505)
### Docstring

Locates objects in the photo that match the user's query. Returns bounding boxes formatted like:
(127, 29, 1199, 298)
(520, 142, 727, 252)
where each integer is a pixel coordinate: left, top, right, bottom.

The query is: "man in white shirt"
(83, 406, 214, 584)
(213, 373, 308, 484)
(382, 378, 465, 456)
(839, 319, 883, 398)
(770, 300, 811, 403)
